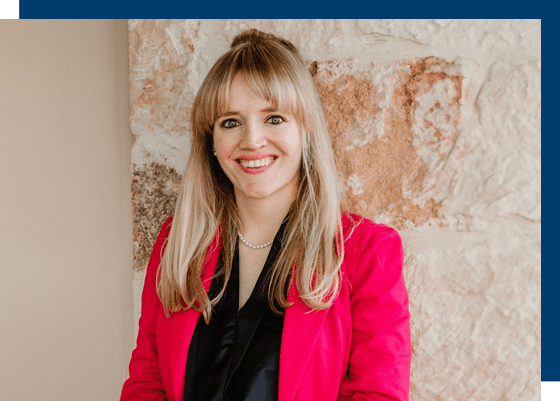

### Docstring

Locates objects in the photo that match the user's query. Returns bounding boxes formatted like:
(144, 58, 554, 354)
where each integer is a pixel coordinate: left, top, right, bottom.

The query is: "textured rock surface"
(128, 20, 540, 400)
(312, 57, 470, 228)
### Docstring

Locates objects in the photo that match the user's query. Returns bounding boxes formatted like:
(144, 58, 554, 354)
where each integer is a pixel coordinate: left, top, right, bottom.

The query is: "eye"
(267, 115, 285, 125)
(221, 118, 240, 129)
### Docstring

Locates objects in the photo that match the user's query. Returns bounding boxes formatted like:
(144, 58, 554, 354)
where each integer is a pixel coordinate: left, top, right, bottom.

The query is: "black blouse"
(183, 223, 287, 401)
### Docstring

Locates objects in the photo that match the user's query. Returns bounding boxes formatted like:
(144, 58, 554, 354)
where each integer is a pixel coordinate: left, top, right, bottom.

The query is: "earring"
(213, 149, 217, 156)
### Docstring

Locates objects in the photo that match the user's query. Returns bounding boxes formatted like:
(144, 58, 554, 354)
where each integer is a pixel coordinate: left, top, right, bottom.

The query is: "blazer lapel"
(279, 280, 329, 401)
(170, 233, 222, 401)
(166, 230, 327, 401)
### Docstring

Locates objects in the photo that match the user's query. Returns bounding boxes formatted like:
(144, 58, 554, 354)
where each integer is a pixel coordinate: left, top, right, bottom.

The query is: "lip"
(236, 156, 277, 175)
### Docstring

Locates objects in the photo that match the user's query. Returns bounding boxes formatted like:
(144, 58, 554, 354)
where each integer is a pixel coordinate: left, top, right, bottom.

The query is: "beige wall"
(0, 20, 132, 400)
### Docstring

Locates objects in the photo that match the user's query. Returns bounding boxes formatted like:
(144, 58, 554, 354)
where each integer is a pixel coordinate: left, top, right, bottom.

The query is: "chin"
(245, 189, 274, 199)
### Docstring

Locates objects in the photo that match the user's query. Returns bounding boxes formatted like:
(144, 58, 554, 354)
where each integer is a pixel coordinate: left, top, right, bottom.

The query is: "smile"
(238, 157, 276, 168)
(236, 156, 277, 175)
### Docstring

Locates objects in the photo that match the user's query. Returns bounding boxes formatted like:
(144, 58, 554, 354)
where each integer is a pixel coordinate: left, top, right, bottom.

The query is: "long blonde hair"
(158, 29, 345, 322)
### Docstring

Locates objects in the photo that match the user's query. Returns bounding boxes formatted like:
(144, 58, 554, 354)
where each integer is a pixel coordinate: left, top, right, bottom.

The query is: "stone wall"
(128, 19, 540, 400)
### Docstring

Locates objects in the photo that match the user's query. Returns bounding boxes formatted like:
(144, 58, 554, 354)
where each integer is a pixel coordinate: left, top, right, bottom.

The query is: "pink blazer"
(121, 213, 411, 401)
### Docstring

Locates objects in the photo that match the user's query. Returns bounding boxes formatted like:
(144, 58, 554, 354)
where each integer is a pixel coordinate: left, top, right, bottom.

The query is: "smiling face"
(212, 74, 302, 205)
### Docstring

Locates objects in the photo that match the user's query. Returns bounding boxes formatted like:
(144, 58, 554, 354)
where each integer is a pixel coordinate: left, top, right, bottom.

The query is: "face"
(212, 74, 302, 205)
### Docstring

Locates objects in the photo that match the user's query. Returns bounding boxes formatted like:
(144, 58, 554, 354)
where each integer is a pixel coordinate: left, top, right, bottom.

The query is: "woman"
(121, 29, 411, 401)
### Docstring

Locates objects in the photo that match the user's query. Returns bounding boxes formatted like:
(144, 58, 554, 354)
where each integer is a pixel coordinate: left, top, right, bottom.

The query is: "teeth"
(239, 157, 274, 168)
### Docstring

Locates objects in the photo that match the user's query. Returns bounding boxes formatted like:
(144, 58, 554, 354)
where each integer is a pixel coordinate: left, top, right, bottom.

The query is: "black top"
(183, 223, 287, 401)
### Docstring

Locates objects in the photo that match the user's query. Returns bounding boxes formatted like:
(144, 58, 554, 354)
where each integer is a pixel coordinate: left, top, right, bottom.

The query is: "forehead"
(216, 73, 297, 119)
(226, 75, 272, 110)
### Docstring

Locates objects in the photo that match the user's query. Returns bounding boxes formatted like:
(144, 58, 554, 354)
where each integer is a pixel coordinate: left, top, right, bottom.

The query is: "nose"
(239, 120, 267, 150)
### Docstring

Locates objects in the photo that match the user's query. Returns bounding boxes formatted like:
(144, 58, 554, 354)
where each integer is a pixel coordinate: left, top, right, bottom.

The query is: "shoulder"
(144, 216, 174, 278)
(153, 216, 174, 253)
(162, 216, 173, 232)
(341, 212, 401, 247)
(155, 216, 174, 244)
(340, 213, 404, 280)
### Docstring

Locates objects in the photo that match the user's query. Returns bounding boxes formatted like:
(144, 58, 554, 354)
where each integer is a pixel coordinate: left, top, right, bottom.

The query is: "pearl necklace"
(238, 231, 274, 249)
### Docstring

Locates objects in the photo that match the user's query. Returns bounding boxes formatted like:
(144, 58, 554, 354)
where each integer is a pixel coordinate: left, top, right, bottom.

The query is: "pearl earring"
(213, 149, 217, 156)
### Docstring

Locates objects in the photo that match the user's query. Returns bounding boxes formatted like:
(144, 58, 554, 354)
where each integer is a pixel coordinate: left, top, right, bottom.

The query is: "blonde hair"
(158, 29, 345, 322)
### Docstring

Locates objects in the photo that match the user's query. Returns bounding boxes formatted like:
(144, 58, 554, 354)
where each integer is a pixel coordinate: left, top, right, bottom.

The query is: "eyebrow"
(217, 107, 279, 118)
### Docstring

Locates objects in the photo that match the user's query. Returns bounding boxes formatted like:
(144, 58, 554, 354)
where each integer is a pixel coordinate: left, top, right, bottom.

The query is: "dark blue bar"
(19, 0, 544, 19)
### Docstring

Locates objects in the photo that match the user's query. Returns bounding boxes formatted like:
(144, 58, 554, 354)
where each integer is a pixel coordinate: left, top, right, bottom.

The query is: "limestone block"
(131, 162, 180, 270)
(312, 57, 475, 229)
(403, 218, 540, 401)
(442, 60, 541, 223)
(129, 20, 195, 139)
(357, 19, 541, 53)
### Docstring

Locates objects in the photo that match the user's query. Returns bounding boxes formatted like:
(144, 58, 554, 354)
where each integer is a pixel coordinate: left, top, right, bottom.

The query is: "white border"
(542, 382, 560, 400)
(0, 0, 19, 19)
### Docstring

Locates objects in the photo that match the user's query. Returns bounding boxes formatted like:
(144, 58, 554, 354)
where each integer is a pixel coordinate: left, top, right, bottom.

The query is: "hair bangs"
(212, 44, 305, 125)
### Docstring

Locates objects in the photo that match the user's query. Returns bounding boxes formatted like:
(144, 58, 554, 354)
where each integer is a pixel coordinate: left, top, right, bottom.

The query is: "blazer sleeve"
(120, 217, 173, 401)
(338, 226, 411, 401)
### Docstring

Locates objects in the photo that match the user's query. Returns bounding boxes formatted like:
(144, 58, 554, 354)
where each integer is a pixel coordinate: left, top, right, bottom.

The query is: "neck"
(234, 189, 295, 245)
